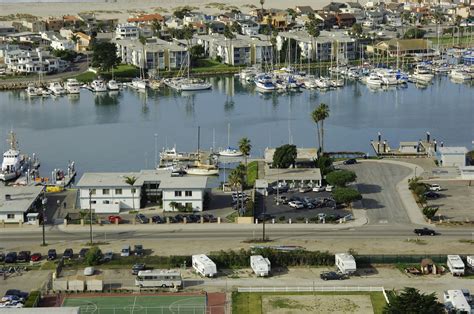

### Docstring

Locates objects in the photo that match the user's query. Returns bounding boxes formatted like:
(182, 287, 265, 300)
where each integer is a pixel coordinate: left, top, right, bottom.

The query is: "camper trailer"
(443, 290, 472, 313)
(335, 253, 357, 274)
(447, 255, 465, 276)
(192, 254, 217, 277)
(250, 255, 271, 277)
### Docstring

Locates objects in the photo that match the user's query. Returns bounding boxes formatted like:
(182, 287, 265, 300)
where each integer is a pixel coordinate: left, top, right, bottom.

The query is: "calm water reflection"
(0, 76, 472, 176)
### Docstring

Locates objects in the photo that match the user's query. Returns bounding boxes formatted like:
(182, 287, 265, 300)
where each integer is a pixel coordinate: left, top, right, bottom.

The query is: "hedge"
(24, 291, 40, 308)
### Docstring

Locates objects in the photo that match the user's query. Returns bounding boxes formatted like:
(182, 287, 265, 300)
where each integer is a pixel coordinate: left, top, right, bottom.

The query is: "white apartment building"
(115, 23, 140, 40)
(237, 20, 260, 36)
(4, 49, 64, 74)
(76, 170, 209, 213)
(41, 32, 75, 50)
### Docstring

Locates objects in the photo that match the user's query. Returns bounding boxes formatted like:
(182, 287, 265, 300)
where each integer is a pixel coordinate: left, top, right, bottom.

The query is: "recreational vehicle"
(335, 253, 357, 274)
(192, 254, 217, 277)
(466, 256, 474, 269)
(447, 255, 465, 276)
(443, 290, 472, 313)
(250, 255, 271, 277)
(135, 269, 182, 288)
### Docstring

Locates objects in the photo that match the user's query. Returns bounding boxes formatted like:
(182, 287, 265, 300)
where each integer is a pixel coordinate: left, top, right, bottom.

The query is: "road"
(341, 162, 412, 225)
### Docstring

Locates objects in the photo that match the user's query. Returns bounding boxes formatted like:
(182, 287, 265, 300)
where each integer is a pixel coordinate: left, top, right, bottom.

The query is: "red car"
(108, 215, 122, 224)
(30, 253, 42, 262)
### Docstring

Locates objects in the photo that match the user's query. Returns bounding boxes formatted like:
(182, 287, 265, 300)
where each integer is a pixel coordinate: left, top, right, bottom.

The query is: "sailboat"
(219, 124, 243, 157)
(164, 50, 211, 91)
(186, 126, 219, 176)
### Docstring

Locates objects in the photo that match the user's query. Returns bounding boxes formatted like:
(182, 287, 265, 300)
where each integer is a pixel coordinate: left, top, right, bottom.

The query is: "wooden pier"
(371, 132, 441, 158)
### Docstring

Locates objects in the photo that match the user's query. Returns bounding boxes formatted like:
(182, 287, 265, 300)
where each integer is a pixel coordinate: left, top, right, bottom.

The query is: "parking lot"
(425, 181, 474, 221)
(257, 188, 351, 222)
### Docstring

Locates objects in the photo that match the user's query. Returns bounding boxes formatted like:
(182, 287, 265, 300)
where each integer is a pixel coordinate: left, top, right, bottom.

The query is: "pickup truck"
(413, 228, 436, 236)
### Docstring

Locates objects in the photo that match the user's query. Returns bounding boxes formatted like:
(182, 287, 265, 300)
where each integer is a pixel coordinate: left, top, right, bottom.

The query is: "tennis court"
(62, 294, 207, 314)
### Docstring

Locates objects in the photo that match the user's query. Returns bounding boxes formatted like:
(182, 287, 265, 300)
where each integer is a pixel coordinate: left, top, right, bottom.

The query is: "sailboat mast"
(187, 50, 190, 79)
(227, 123, 230, 147)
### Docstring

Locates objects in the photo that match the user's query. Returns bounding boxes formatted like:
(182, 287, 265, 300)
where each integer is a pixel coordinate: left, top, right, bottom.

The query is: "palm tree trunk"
(132, 192, 135, 211)
(316, 122, 321, 156)
(321, 120, 325, 154)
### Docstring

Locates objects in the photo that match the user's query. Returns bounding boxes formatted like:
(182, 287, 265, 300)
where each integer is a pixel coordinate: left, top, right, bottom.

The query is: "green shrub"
(278, 216, 286, 222)
(85, 246, 102, 266)
(24, 291, 40, 307)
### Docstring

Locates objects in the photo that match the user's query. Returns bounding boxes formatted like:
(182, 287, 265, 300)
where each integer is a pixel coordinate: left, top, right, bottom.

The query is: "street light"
(41, 196, 47, 246)
(89, 189, 93, 245)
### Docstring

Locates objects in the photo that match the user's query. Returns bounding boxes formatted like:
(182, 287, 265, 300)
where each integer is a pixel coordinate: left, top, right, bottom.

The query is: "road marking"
(378, 220, 388, 224)
(131, 296, 137, 313)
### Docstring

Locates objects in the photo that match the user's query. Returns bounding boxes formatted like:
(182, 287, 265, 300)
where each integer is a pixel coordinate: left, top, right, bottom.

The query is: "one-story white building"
(437, 147, 468, 167)
(0, 185, 44, 223)
(76, 170, 210, 213)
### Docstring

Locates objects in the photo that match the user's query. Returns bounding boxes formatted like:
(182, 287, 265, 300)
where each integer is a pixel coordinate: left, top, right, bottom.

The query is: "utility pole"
(154, 133, 158, 169)
(89, 189, 93, 245)
(262, 194, 266, 241)
(41, 196, 47, 246)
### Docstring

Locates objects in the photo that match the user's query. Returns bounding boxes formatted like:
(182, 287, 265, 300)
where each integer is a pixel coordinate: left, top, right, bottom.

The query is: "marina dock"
(371, 131, 441, 158)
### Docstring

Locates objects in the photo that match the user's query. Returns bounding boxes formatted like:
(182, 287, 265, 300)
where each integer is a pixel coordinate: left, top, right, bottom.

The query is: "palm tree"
(223, 24, 236, 64)
(238, 137, 252, 181)
(259, 0, 265, 22)
(151, 19, 162, 38)
(228, 164, 246, 215)
(311, 103, 330, 156)
(124, 176, 137, 211)
(138, 36, 147, 79)
(306, 18, 320, 67)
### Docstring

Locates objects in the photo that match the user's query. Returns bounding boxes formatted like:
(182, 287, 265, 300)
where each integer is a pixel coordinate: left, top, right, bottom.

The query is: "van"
(121, 245, 131, 257)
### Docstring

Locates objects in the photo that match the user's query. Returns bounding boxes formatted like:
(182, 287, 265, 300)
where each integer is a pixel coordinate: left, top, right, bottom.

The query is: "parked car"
(413, 227, 436, 236)
(121, 245, 131, 257)
(47, 249, 57, 260)
(152, 215, 165, 224)
(274, 195, 288, 204)
(84, 267, 95, 276)
(79, 248, 89, 259)
(17, 251, 30, 263)
(174, 214, 184, 223)
(4, 290, 28, 300)
(312, 185, 326, 192)
(108, 215, 122, 224)
(135, 214, 148, 224)
(30, 253, 42, 262)
(298, 186, 312, 193)
(257, 213, 275, 221)
(0, 252, 4, 262)
(424, 191, 440, 199)
(320, 271, 348, 280)
(428, 184, 442, 191)
(5, 252, 17, 263)
(304, 202, 315, 209)
(132, 263, 146, 275)
(343, 158, 357, 165)
(202, 214, 217, 223)
(188, 214, 201, 223)
(63, 248, 74, 260)
(168, 216, 178, 223)
(288, 201, 304, 209)
(325, 185, 334, 192)
(101, 251, 114, 262)
(1, 295, 24, 303)
(134, 245, 144, 256)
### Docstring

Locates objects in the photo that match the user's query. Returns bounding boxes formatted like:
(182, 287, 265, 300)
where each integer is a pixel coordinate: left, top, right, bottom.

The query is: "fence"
(355, 254, 473, 265)
(71, 305, 226, 314)
(237, 286, 390, 304)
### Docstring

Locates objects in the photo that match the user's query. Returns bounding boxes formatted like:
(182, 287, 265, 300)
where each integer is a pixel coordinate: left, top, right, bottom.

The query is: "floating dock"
(371, 131, 441, 157)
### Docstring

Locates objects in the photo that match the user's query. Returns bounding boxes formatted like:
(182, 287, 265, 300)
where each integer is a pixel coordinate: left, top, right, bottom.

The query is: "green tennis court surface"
(62, 295, 207, 314)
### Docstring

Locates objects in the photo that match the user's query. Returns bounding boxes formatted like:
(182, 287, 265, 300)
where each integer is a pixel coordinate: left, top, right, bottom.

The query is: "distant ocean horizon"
(0, 0, 107, 3)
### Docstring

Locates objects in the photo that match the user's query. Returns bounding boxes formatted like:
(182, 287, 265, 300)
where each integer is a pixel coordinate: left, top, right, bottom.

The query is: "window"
(185, 191, 192, 197)
(102, 189, 110, 195)
(7, 214, 14, 219)
(185, 202, 192, 210)
(89, 189, 96, 195)
(131, 188, 136, 194)
(103, 200, 110, 204)
(91, 200, 97, 204)
(115, 189, 122, 195)
(174, 191, 182, 197)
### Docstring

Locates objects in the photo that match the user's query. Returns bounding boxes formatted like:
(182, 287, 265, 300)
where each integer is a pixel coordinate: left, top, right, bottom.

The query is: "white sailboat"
(0, 131, 25, 181)
(164, 50, 211, 91)
(48, 82, 66, 95)
(219, 124, 243, 157)
(25, 83, 41, 97)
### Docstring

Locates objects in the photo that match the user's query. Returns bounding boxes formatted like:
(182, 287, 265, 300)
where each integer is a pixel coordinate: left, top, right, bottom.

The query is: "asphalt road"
(341, 162, 411, 225)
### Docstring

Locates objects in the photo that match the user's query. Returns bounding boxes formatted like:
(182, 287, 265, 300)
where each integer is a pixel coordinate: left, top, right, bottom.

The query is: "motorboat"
(364, 73, 383, 86)
(65, 78, 81, 94)
(160, 146, 186, 160)
(219, 147, 243, 157)
(25, 84, 41, 97)
(107, 79, 120, 91)
(48, 82, 66, 95)
(239, 67, 259, 81)
(303, 78, 318, 89)
(179, 79, 211, 91)
(0, 131, 25, 181)
(449, 67, 472, 81)
(186, 162, 219, 176)
(131, 78, 147, 90)
(91, 79, 107, 92)
(315, 77, 331, 89)
(148, 80, 161, 90)
(255, 75, 275, 92)
(410, 65, 434, 83)
(330, 78, 344, 88)
(375, 69, 398, 86)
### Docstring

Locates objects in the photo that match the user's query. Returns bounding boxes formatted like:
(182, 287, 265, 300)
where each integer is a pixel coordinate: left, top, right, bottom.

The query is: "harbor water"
(0, 75, 472, 177)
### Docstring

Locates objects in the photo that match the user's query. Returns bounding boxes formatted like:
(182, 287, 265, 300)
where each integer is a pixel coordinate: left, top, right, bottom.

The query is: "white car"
(84, 267, 95, 276)
(326, 185, 334, 192)
(312, 185, 326, 192)
(429, 184, 441, 191)
(288, 201, 304, 209)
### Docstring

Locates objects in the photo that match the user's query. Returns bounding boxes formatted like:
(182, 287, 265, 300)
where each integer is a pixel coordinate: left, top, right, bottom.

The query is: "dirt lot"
(0, 270, 51, 297)
(262, 295, 373, 314)
(425, 181, 474, 221)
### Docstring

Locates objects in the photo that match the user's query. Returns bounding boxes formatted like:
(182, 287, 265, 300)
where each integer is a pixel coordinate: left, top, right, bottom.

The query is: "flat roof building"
(437, 146, 468, 167)
(0, 185, 44, 223)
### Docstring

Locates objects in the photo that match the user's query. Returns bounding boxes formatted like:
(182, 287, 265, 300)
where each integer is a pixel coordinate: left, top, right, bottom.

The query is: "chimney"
(378, 131, 381, 142)
(441, 141, 444, 147)
(426, 131, 430, 143)
(383, 140, 387, 153)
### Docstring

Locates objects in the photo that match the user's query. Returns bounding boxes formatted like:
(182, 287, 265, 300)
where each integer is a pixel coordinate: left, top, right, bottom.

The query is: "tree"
(231, 22, 242, 34)
(91, 42, 121, 72)
(384, 287, 444, 314)
(52, 49, 77, 62)
(332, 187, 362, 206)
(169, 201, 178, 212)
(223, 24, 236, 64)
(287, 8, 297, 21)
(173, 7, 191, 19)
(311, 103, 330, 156)
(228, 164, 246, 215)
(403, 27, 426, 39)
(238, 137, 252, 172)
(422, 206, 439, 220)
(124, 176, 137, 211)
(70, 33, 79, 45)
(190, 44, 205, 65)
(85, 246, 102, 266)
(138, 36, 147, 78)
(273, 144, 297, 168)
(351, 23, 363, 36)
(315, 154, 334, 176)
(259, 0, 265, 21)
(151, 19, 162, 37)
(326, 169, 357, 187)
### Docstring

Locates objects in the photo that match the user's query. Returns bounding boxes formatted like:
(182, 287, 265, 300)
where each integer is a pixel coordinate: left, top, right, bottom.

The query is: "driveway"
(340, 161, 412, 225)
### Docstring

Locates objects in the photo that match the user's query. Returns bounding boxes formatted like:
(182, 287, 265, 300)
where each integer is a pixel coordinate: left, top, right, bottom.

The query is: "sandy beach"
(0, 0, 339, 22)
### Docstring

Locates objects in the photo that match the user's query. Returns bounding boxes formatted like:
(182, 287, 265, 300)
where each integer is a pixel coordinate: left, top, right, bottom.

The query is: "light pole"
(154, 133, 158, 169)
(89, 189, 93, 245)
(414, 166, 418, 178)
(41, 196, 47, 246)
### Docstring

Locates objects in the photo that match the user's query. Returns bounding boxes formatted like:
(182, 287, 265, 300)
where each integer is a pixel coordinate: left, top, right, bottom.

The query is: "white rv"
(192, 254, 217, 277)
(466, 256, 474, 269)
(443, 290, 472, 313)
(335, 253, 357, 274)
(250, 255, 271, 277)
(447, 255, 465, 276)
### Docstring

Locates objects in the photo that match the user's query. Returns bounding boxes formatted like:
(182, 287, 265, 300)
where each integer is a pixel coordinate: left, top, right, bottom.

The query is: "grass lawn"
(75, 64, 140, 82)
(246, 161, 258, 187)
(232, 291, 387, 314)
(428, 35, 474, 47)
